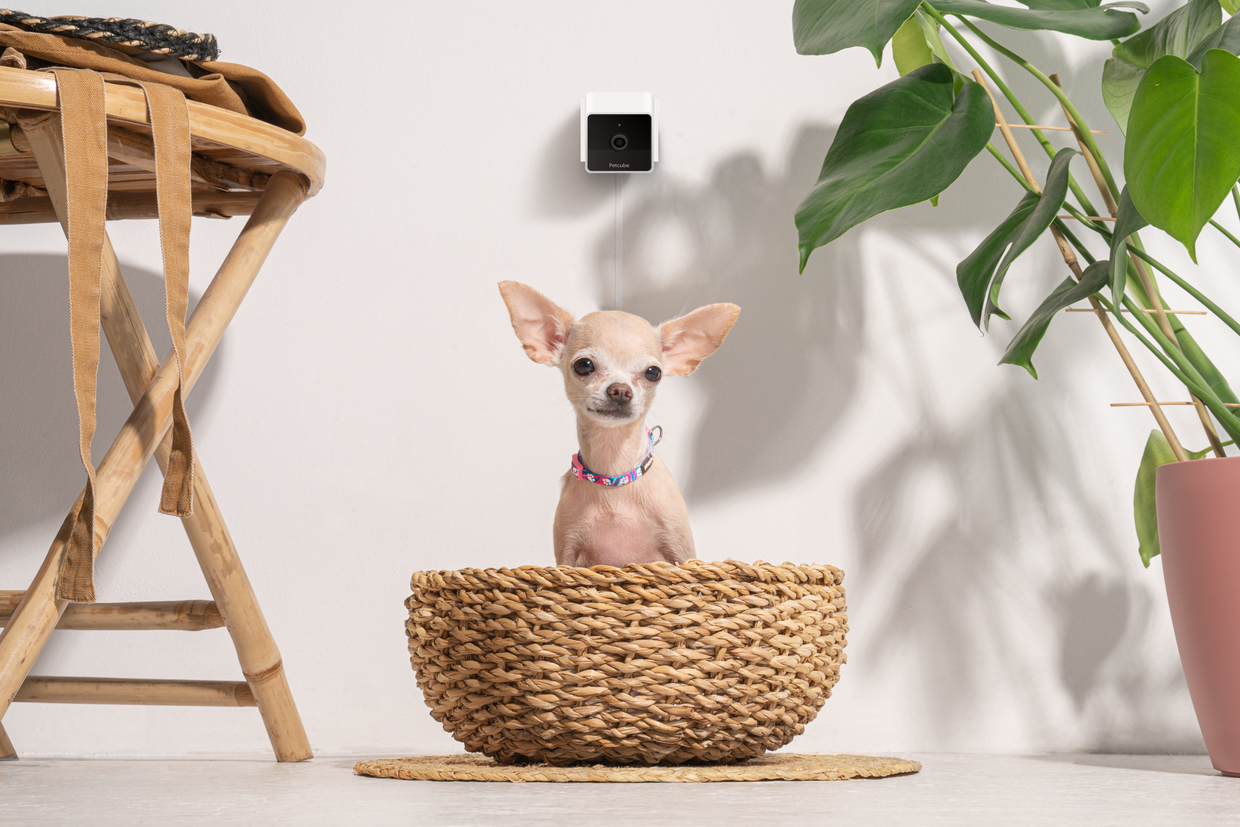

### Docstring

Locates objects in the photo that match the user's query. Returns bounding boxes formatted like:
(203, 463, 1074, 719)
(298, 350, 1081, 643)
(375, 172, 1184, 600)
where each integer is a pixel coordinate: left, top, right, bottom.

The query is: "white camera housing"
(580, 92, 658, 173)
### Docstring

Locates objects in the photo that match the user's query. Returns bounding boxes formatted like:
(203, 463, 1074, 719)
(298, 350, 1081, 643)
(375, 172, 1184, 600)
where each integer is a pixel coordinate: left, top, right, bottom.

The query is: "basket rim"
(410, 558, 843, 591)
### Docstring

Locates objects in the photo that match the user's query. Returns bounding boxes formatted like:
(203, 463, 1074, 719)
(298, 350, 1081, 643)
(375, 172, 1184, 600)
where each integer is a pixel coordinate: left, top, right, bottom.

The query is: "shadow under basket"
(406, 560, 847, 766)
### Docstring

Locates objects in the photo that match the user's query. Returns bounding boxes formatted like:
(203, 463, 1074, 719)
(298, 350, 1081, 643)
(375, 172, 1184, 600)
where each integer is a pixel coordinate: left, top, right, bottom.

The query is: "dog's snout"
(607, 383, 633, 402)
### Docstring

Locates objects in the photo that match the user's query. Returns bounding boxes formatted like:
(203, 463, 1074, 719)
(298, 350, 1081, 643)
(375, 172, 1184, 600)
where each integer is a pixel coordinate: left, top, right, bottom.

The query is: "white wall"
(1, 0, 1222, 757)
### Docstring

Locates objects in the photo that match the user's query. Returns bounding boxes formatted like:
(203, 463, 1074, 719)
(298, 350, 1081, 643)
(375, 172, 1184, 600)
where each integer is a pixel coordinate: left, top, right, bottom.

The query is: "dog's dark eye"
(645, 366, 662, 382)
(573, 358, 595, 376)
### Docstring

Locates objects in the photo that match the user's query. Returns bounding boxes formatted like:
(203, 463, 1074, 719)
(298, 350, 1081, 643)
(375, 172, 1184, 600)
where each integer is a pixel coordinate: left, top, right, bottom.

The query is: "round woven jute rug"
(354, 753, 921, 783)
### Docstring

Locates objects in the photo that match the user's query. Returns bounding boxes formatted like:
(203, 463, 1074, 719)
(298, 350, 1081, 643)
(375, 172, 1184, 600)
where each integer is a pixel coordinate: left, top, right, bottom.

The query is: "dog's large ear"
(658, 303, 740, 375)
(498, 281, 575, 366)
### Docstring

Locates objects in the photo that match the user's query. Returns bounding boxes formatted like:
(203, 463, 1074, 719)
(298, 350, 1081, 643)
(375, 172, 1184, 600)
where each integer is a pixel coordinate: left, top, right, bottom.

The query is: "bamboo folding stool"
(0, 65, 325, 760)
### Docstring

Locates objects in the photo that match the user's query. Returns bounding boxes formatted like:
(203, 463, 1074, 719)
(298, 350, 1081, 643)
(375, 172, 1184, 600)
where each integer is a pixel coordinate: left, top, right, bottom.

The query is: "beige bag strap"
(52, 71, 196, 602)
(128, 80, 195, 518)
(50, 68, 108, 603)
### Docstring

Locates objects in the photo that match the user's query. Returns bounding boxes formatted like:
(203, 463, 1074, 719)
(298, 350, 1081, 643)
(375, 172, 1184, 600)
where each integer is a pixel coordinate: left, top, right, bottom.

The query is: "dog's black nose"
(607, 383, 633, 402)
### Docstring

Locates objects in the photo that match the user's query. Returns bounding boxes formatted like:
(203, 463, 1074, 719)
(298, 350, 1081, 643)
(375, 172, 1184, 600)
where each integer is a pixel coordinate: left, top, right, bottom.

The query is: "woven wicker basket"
(405, 559, 847, 766)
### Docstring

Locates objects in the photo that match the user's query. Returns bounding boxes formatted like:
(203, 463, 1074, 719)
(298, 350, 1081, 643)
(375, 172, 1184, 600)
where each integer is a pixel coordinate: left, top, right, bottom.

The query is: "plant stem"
(1109, 293, 1240, 436)
(1051, 214, 1238, 446)
(986, 143, 1033, 192)
(1234, 184, 1240, 223)
(1050, 73, 1118, 217)
(982, 22, 1225, 453)
(979, 68, 1188, 458)
(929, 8, 1103, 220)
(964, 43, 1233, 449)
(1104, 296, 1220, 406)
(1115, 293, 1240, 435)
(1210, 218, 1240, 250)
(1128, 246, 1240, 339)
(954, 15, 1122, 202)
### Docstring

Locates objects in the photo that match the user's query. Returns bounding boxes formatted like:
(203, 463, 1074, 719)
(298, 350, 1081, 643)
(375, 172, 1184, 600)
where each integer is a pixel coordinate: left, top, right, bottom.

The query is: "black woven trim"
(0, 10, 219, 61)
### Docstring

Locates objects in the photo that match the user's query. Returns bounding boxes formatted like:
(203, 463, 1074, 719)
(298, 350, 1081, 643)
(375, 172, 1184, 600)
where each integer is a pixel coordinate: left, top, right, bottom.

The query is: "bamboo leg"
(0, 721, 15, 759)
(0, 152, 309, 726)
(86, 183, 313, 760)
(33, 119, 309, 758)
(182, 465, 312, 760)
(26, 122, 311, 759)
(35, 120, 308, 758)
(95, 238, 313, 757)
(101, 319, 312, 756)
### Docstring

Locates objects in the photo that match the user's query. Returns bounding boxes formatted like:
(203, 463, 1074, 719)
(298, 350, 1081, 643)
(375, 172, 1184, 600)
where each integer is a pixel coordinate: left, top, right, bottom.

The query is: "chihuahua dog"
(499, 281, 739, 568)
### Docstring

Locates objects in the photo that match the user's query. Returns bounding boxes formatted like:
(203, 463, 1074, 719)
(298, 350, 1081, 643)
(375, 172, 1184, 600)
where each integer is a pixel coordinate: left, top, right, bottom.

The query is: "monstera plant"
(791, 0, 1240, 567)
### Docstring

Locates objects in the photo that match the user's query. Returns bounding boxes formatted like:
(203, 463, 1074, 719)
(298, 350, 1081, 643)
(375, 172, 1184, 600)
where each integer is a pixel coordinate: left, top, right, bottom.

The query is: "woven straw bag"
(406, 559, 848, 765)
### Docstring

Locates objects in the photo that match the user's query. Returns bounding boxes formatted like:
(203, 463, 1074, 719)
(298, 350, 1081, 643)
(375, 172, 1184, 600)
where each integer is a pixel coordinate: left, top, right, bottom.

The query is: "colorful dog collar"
(571, 426, 663, 487)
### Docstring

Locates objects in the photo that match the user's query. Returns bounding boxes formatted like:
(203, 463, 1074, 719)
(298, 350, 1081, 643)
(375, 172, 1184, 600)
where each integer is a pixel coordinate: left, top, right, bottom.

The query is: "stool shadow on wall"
(0, 254, 220, 568)
(575, 120, 1195, 752)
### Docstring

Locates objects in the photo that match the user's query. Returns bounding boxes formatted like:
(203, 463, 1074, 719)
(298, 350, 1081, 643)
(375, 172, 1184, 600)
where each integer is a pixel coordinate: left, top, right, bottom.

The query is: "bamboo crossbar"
(1112, 402, 1240, 408)
(0, 191, 262, 224)
(0, 592, 222, 631)
(1066, 308, 1207, 315)
(997, 123, 1108, 135)
(13, 677, 256, 707)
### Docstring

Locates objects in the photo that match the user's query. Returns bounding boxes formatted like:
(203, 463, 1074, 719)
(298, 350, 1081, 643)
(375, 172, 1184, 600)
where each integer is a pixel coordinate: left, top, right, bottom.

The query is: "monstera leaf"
(1102, 0, 1223, 133)
(1133, 431, 1178, 568)
(1125, 50, 1240, 261)
(894, 10, 964, 76)
(796, 64, 992, 271)
(1188, 12, 1240, 68)
(1130, 430, 1224, 566)
(956, 149, 1078, 328)
(792, 0, 921, 64)
(999, 260, 1110, 379)
(931, 0, 1146, 40)
(1101, 59, 1147, 135)
(893, 14, 935, 75)
(1113, 0, 1221, 67)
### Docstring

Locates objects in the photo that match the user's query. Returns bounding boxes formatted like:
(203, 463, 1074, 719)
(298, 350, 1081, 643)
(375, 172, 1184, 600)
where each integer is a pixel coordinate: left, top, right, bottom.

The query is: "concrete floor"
(1, 753, 1236, 826)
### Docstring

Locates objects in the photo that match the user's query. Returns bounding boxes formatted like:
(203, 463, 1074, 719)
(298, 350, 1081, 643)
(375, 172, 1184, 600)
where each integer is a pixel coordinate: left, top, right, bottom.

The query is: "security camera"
(580, 92, 658, 173)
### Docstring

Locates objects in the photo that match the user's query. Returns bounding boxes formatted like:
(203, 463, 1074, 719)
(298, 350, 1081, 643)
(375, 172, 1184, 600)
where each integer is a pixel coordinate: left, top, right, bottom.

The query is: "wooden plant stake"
(1049, 74, 1224, 458)
(971, 69, 1188, 462)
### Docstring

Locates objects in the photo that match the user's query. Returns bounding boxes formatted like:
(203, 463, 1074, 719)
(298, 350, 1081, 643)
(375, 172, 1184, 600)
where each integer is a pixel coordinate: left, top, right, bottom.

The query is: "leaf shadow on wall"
(0, 254, 220, 573)
(849, 285, 1193, 750)
(587, 119, 1197, 751)
(592, 126, 866, 502)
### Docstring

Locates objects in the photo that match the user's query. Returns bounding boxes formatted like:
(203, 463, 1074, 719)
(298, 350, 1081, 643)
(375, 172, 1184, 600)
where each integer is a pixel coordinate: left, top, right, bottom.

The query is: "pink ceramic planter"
(1157, 455, 1240, 777)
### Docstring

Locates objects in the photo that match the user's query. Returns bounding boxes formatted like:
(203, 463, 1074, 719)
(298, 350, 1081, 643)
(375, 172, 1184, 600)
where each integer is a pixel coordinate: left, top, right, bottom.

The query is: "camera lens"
(611, 134, 628, 151)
